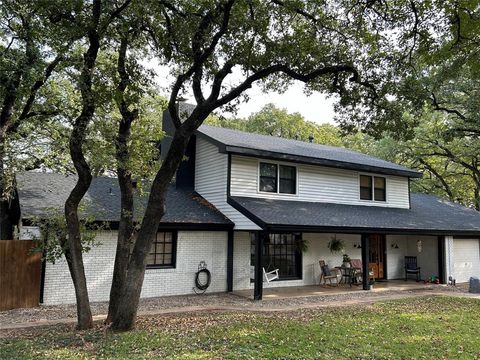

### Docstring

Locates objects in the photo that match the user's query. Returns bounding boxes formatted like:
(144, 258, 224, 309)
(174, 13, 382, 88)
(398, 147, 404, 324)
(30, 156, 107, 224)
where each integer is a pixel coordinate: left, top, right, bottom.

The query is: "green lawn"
(1, 296, 480, 359)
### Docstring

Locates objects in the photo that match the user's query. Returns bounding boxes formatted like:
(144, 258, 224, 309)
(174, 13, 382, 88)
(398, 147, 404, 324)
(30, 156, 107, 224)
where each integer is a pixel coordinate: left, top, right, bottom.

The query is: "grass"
(1, 296, 480, 359)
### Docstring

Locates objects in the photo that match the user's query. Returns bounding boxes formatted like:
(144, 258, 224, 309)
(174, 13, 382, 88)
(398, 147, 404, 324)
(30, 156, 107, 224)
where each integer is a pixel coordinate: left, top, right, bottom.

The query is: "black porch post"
(227, 229, 234, 292)
(361, 234, 371, 290)
(254, 231, 265, 300)
(437, 235, 446, 284)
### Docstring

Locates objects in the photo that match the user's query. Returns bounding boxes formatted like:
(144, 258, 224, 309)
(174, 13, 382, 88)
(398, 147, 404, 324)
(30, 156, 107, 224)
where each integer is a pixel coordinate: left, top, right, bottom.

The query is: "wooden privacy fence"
(0, 240, 42, 311)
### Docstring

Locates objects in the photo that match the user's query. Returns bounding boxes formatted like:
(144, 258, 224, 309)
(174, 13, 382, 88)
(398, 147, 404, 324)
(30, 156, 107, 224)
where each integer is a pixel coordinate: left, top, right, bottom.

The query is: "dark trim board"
(437, 236, 446, 284)
(264, 225, 480, 236)
(227, 229, 234, 292)
(224, 146, 422, 178)
(195, 132, 228, 153)
(227, 153, 232, 197)
(408, 178, 412, 209)
(225, 199, 480, 236)
(157, 223, 234, 231)
(22, 219, 233, 232)
(227, 197, 267, 229)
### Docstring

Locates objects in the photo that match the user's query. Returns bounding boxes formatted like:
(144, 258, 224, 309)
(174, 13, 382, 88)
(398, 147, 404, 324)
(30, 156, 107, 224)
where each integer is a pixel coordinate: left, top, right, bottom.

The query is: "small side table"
(335, 266, 356, 287)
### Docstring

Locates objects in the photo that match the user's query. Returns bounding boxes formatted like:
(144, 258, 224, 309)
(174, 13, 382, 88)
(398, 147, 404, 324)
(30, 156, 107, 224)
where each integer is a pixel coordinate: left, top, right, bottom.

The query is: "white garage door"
(453, 239, 480, 283)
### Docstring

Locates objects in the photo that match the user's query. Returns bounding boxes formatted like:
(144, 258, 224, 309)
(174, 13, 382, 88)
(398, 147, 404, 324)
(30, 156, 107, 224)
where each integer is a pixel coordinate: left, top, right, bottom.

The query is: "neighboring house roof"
(196, 125, 422, 178)
(228, 194, 480, 236)
(16, 172, 233, 229)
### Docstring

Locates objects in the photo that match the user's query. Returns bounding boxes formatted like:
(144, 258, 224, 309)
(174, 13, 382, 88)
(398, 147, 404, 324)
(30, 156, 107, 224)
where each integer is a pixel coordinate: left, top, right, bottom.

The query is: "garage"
(453, 238, 480, 283)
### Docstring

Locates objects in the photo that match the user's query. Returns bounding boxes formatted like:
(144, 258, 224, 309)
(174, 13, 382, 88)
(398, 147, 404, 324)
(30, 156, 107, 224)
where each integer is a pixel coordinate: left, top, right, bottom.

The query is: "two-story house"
(14, 107, 480, 305)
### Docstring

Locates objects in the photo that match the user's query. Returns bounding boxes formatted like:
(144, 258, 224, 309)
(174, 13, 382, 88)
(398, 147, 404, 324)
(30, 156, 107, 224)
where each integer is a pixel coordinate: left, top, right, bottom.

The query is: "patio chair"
(319, 260, 339, 286)
(405, 256, 421, 281)
(350, 259, 375, 284)
(263, 267, 280, 283)
(250, 266, 280, 283)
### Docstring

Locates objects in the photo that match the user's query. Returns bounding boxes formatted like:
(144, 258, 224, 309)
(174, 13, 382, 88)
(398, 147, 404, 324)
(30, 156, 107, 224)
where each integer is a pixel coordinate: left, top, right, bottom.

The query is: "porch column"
(227, 229, 234, 292)
(361, 234, 371, 290)
(437, 236, 446, 284)
(254, 231, 266, 300)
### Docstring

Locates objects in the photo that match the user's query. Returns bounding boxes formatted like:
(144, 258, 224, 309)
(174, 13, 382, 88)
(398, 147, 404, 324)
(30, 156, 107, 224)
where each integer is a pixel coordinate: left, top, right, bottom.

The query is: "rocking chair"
(319, 260, 339, 286)
(405, 256, 421, 281)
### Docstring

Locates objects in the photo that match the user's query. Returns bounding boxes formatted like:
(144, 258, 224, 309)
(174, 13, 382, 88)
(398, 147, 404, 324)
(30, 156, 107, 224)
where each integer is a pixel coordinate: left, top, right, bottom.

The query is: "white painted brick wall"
(43, 230, 251, 305)
(233, 231, 251, 291)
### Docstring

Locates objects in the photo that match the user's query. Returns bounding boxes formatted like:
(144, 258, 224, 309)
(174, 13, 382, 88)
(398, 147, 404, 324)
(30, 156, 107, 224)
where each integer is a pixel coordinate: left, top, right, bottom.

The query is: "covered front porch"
(247, 232, 445, 300)
(235, 279, 441, 300)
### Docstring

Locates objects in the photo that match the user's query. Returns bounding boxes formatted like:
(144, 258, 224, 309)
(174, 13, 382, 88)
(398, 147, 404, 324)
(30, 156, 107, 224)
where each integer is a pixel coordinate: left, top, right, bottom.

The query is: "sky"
(219, 81, 337, 124)
(150, 62, 337, 125)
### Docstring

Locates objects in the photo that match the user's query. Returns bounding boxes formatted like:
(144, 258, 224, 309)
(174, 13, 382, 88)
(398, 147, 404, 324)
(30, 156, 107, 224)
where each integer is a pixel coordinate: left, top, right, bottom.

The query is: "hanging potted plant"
(295, 238, 309, 253)
(342, 254, 351, 268)
(328, 235, 344, 253)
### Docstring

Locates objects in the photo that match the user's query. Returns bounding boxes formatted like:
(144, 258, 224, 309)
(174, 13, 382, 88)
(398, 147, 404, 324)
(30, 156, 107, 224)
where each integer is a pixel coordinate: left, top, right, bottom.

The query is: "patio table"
(335, 266, 359, 287)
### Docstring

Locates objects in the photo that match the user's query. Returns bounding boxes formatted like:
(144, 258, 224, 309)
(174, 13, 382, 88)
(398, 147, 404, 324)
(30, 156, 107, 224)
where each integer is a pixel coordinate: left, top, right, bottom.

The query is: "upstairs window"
(279, 165, 296, 194)
(259, 163, 278, 193)
(360, 175, 386, 202)
(259, 162, 297, 194)
(374, 176, 386, 201)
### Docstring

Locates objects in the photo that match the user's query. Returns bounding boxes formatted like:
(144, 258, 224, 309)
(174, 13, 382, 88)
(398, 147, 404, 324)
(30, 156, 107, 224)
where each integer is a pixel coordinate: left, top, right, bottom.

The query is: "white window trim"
(257, 159, 299, 196)
(358, 173, 388, 203)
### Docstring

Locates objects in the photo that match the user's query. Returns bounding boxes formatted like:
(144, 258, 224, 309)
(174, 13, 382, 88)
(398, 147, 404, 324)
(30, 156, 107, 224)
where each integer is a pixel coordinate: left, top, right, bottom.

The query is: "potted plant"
(328, 235, 344, 253)
(342, 254, 351, 268)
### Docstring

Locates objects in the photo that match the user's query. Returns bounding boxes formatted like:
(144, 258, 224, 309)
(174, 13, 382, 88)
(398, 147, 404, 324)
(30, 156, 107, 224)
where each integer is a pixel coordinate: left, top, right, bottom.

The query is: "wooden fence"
(0, 240, 42, 311)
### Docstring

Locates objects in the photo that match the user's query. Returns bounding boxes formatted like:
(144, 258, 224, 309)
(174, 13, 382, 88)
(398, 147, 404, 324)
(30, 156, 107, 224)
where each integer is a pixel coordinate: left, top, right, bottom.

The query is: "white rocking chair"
(250, 266, 280, 283)
(263, 267, 280, 283)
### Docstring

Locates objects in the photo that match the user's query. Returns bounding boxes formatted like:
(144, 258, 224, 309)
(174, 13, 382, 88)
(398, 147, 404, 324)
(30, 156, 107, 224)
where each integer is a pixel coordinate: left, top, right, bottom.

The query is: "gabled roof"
(16, 172, 233, 229)
(197, 125, 421, 178)
(228, 193, 480, 236)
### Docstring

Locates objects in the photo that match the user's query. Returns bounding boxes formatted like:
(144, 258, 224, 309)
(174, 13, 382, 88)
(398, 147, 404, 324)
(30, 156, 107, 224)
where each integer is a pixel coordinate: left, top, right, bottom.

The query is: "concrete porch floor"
(233, 280, 443, 300)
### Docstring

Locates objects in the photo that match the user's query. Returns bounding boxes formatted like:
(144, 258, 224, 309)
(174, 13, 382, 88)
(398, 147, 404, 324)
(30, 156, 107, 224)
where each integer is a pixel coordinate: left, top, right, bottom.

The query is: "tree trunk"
(65, 125, 94, 330)
(111, 126, 193, 331)
(107, 116, 135, 323)
(62, 0, 101, 329)
(106, 35, 138, 323)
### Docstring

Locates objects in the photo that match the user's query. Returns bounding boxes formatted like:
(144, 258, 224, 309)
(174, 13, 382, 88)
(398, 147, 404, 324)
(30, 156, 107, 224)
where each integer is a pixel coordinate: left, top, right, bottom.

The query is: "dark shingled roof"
(228, 194, 480, 235)
(197, 125, 421, 178)
(16, 172, 233, 227)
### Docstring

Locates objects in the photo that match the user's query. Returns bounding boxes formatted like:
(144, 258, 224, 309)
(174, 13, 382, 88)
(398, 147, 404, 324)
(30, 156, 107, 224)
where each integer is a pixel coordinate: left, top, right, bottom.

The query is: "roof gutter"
(195, 132, 421, 178)
(224, 146, 422, 178)
(226, 197, 480, 236)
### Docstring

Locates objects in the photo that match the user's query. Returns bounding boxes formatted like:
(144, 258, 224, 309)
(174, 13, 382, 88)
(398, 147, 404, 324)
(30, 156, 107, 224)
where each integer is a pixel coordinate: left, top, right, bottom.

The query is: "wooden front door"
(369, 235, 386, 280)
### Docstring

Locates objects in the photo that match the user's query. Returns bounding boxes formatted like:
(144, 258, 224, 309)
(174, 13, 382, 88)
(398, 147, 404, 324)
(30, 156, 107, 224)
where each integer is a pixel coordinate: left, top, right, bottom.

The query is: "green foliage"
(206, 103, 342, 146)
(327, 235, 344, 253)
(2, 296, 480, 358)
(29, 205, 107, 264)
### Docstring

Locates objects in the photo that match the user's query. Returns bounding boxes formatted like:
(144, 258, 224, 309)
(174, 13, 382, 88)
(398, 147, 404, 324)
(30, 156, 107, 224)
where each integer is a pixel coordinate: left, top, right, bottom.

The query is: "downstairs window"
(146, 231, 177, 268)
(251, 232, 303, 280)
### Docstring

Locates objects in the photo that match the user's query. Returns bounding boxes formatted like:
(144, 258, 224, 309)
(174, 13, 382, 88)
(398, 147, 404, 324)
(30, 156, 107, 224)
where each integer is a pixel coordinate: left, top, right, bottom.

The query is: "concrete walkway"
(1, 290, 479, 333)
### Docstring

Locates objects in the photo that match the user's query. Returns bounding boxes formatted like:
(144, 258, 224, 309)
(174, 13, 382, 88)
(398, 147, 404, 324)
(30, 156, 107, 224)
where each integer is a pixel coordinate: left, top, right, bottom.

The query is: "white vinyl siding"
(452, 238, 480, 283)
(230, 155, 410, 208)
(195, 138, 260, 230)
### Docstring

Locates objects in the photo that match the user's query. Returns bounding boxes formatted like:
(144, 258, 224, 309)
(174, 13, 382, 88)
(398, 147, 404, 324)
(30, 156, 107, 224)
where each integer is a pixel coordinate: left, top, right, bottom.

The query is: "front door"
(369, 235, 386, 279)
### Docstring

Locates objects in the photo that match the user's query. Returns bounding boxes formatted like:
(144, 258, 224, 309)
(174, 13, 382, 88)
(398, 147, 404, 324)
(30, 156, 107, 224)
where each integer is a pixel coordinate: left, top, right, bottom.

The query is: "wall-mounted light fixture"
(353, 242, 362, 249)
(417, 240, 422, 253)
(391, 243, 399, 249)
